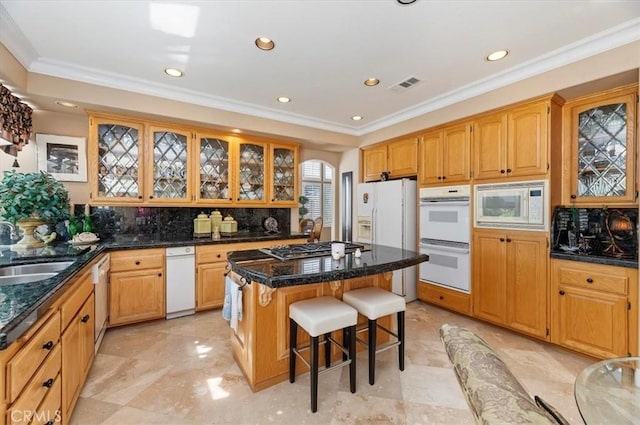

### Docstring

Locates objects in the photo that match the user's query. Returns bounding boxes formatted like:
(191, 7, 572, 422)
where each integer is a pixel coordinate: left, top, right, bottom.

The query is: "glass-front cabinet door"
(196, 133, 234, 204)
(236, 141, 267, 204)
(90, 116, 145, 203)
(147, 126, 192, 204)
(565, 85, 637, 205)
(270, 143, 298, 206)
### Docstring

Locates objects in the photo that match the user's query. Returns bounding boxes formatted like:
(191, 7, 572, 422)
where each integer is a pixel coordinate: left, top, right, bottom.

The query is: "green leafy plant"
(298, 195, 309, 219)
(0, 170, 70, 224)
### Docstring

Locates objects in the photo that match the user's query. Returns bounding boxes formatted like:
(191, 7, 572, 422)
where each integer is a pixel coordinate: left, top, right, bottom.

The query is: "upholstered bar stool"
(289, 296, 357, 413)
(342, 287, 405, 385)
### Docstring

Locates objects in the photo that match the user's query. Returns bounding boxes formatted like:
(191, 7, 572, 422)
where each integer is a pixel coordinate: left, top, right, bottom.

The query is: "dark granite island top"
(227, 244, 429, 288)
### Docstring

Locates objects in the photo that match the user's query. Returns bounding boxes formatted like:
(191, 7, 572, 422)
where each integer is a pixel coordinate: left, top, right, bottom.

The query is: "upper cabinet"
(147, 126, 192, 204)
(89, 115, 145, 203)
(270, 143, 299, 205)
(195, 132, 235, 204)
(562, 84, 637, 205)
(474, 98, 558, 181)
(362, 137, 418, 182)
(419, 122, 471, 186)
(89, 113, 299, 206)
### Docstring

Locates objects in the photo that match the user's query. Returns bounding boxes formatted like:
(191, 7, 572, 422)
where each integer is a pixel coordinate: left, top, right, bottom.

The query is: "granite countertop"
(227, 244, 430, 288)
(550, 251, 637, 269)
(0, 232, 307, 350)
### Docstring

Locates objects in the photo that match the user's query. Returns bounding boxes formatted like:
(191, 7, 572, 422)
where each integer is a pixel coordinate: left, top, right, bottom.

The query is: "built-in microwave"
(474, 180, 548, 231)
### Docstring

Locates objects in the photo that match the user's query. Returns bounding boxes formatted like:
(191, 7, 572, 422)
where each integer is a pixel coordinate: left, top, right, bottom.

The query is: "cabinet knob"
(586, 277, 593, 283)
(138, 196, 143, 199)
(217, 254, 221, 258)
(158, 272, 163, 277)
(570, 194, 577, 199)
(499, 238, 505, 242)
(506, 168, 512, 173)
(42, 341, 54, 350)
(81, 314, 90, 323)
(149, 195, 154, 199)
(271, 199, 275, 202)
(500, 169, 506, 174)
(506, 238, 512, 243)
(437, 176, 442, 180)
(237, 198, 240, 201)
(42, 378, 55, 388)
(559, 290, 565, 295)
(135, 261, 140, 265)
(442, 176, 446, 180)
(45, 420, 54, 425)
(229, 198, 233, 201)
(439, 295, 444, 300)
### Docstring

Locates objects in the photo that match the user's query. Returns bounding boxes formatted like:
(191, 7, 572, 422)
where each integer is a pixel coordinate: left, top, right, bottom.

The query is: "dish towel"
(222, 276, 232, 321)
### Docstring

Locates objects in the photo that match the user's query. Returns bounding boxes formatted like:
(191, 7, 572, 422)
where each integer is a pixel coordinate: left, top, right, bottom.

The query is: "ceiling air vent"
(390, 76, 421, 93)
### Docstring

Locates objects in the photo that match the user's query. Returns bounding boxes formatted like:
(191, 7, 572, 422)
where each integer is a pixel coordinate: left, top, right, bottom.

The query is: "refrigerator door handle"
(420, 243, 470, 255)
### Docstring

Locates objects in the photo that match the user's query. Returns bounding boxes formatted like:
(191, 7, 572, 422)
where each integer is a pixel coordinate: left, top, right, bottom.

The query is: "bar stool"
(342, 287, 405, 385)
(289, 296, 357, 413)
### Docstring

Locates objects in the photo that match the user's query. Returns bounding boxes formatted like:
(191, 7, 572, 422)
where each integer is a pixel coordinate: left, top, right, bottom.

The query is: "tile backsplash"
(551, 206, 638, 260)
(85, 206, 292, 241)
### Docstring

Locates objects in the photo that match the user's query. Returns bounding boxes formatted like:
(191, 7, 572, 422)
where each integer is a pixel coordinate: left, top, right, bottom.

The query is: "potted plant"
(298, 195, 309, 219)
(0, 170, 70, 249)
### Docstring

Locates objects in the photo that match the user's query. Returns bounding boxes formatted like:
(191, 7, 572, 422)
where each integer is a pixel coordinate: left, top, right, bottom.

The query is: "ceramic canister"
(194, 212, 212, 236)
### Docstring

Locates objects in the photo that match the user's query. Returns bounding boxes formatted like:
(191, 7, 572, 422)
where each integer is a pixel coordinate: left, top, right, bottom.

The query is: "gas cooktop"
(259, 241, 364, 261)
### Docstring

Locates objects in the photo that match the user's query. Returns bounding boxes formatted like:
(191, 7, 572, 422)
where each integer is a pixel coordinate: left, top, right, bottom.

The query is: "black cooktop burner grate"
(260, 241, 364, 261)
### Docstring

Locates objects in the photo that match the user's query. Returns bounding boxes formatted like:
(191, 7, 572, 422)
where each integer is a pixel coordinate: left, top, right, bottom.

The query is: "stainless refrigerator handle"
(371, 207, 375, 246)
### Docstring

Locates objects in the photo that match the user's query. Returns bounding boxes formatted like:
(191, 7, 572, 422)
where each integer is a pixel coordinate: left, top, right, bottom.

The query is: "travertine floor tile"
(72, 302, 594, 424)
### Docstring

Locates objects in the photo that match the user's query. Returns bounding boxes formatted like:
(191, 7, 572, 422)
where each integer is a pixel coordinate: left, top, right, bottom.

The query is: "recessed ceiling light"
(277, 96, 291, 103)
(255, 37, 275, 51)
(351, 115, 363, 121)
(486, 50, 509, 62)
(397, 0, 417, 4)
(364, 78, 380, 87)
(231, 128, 242, 133)
(164, 68, 184, 77)
(55, 100, 78, 108)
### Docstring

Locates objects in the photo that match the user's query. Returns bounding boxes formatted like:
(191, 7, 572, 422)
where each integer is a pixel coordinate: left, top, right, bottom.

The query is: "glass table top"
(575, 357, 640, 424)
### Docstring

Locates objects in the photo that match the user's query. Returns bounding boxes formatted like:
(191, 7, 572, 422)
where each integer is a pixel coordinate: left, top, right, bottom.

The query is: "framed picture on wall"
(36, 134, 87, 182)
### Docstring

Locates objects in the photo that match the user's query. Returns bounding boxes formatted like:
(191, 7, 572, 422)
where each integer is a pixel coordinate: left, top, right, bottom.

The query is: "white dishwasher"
(166, 246, 196, 319)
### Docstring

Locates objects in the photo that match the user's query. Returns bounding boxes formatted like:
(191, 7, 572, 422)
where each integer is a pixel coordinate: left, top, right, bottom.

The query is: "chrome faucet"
(0, 221, 19, 241)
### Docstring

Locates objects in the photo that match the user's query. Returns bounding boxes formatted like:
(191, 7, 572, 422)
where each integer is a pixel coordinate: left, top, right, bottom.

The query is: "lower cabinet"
(109, 249, 165, 326)
(472, 229, 548, 340)
(551, 259, 638, 358)
(417, 281, 470, 316)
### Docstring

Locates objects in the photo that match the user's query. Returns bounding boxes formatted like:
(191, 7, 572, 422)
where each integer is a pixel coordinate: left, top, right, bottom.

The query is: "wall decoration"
(36, 134, 87, 182)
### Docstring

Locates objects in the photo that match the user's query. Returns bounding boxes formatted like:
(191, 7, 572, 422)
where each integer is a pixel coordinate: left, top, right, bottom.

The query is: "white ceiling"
(1, 0, 639, 136)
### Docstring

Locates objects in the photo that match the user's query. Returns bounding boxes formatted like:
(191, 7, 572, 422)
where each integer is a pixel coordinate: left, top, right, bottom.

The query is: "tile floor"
(71, 301, 592, 425)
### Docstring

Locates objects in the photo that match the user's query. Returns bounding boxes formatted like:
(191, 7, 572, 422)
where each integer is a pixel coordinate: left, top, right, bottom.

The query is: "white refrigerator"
(356, 178, 417, 301)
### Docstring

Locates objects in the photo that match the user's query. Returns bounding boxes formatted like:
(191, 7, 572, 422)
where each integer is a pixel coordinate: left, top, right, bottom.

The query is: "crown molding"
(0, 4, 38, 69)
(355, 17, 640, 136)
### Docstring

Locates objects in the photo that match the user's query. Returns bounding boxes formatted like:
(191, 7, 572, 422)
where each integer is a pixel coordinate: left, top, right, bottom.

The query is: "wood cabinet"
(419, 122, 471, 186)
(551, 259, 638, 358)
(472, 229, 548, 339)
(417, 281, 470, 315)
(195, 238, 307, 311)
(89, 112, 299, 207)
(61, 288, 94, 424)
(109, 248, 165, 326)
(562, 84, 637, 205)
(362, 137, 418, 182)
(473, 98, 560, 181)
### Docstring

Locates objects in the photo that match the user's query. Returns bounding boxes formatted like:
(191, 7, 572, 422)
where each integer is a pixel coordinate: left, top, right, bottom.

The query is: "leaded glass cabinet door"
(270, 143, 298, 206)
(90, 116, 145, 203)
(566, 85, 637, 205)
(236, 141, 267, 204)
(196, 133, 234, 204)
(148, 127, 192, 203)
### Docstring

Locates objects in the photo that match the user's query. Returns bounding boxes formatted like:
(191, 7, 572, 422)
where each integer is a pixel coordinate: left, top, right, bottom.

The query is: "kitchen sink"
(0, 261, 74, 277)
(0, 273, 58, 285)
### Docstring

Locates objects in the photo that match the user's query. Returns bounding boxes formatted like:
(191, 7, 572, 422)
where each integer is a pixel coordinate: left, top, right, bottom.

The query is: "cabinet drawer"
(110, 249, 165, 272)
(7, 311, 60, 404)
(29, 374, 61, 425)
(557, 265, 628, 295)
(418, 282, 470, 315)
(8, 346, 61, 425)
(196, 246, 230, 264)
(60, 272, 93, 332)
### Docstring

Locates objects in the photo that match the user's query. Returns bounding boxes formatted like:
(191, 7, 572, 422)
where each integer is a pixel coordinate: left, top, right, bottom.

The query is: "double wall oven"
(419, 185, 471, 293)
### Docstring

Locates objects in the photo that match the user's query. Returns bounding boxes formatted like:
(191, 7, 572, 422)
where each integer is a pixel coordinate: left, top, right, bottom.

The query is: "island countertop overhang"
(227, 244, 429, 288)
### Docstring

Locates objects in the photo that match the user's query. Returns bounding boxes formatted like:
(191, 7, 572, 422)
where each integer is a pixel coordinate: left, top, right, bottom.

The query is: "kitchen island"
(226, 243, 428, 391)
